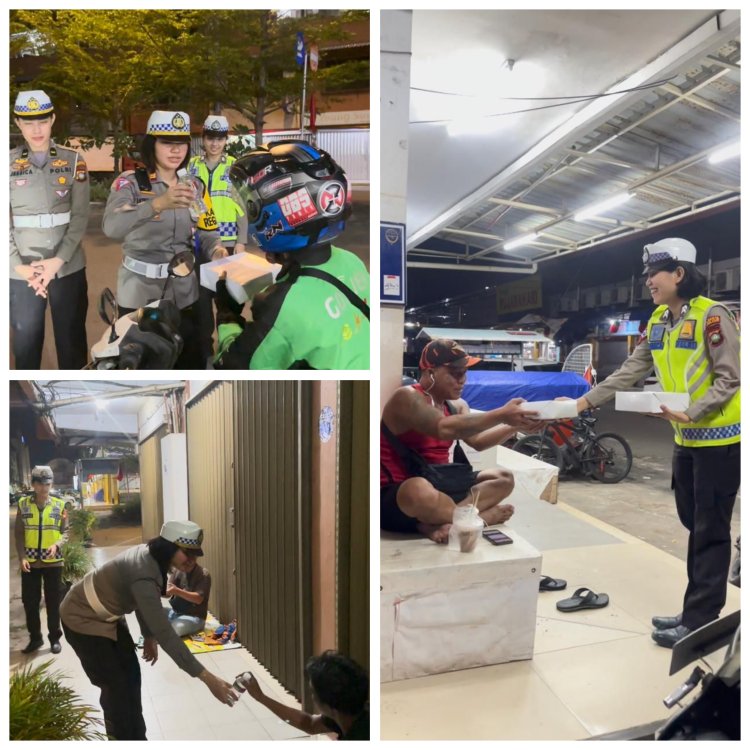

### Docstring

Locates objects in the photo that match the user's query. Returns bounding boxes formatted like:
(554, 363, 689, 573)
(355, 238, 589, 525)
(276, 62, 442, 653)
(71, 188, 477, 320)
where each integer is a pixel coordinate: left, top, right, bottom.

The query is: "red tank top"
(380, 384, 453, 486)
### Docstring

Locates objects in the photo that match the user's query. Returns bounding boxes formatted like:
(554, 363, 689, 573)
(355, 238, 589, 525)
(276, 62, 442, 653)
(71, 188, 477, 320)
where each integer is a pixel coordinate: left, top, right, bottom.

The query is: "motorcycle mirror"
(168, 251, 195, 278)
(98, 288, 119, 327)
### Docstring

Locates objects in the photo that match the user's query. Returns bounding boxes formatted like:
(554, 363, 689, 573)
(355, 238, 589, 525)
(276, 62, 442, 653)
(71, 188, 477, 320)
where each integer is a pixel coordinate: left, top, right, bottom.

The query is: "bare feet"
(416, 522, 452, 544)
(480, 503, 515, 526)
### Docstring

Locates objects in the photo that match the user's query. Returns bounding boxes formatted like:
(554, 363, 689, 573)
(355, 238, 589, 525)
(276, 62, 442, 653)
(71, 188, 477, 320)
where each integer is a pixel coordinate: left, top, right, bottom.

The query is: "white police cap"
(31, 465, 54, 483)
(642, 237, 697, 271)
(146, 110, 191, 137)
(14, 90, 54, 118)
(203, 115, 229, 134)
(160, 520, 204, 555)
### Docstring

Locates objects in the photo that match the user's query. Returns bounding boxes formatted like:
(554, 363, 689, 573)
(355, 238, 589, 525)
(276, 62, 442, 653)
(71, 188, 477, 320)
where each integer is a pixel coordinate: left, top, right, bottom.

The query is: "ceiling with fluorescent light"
(405, 9, 740, 270)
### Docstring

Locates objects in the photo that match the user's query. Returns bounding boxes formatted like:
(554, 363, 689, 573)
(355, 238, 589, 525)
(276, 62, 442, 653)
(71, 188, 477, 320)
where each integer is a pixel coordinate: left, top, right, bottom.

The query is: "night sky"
(406, 204, 740, 309)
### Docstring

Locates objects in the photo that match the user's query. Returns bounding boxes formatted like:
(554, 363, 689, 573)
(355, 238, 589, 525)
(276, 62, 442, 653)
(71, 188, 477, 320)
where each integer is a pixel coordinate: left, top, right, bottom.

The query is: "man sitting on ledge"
(381, 339, 543, 543)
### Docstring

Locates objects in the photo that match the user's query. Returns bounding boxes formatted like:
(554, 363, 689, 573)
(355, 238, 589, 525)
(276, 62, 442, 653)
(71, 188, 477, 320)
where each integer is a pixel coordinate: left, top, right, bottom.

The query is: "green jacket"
(215, 245, 370, 370)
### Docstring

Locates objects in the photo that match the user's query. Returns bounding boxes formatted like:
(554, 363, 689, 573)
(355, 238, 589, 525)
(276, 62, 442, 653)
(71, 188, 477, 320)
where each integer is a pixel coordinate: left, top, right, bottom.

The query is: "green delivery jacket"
(215, 245, 370, 370)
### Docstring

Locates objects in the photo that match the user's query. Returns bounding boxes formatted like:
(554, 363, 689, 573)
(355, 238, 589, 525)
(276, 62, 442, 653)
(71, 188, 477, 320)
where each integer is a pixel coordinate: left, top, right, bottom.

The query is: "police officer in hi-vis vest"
(188, 115, 247, 362)
(10, 90, 90, 369)
(14, 466, 69, 654)
(573, 238, 740, 649)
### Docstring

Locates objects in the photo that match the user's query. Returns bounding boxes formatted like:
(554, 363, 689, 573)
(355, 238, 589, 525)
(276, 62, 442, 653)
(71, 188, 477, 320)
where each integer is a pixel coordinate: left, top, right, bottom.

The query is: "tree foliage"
(10, 9, 369, 166)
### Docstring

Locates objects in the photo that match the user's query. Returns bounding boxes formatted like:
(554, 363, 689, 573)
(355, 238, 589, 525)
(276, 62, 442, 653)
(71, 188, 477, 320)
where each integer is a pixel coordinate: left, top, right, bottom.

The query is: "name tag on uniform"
(675, 340, 698, 349)
(649, 324, 666, 350)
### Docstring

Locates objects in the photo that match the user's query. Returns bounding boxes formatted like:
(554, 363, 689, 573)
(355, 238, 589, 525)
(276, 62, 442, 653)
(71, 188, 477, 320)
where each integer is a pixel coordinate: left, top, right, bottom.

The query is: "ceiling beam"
(407, 10, 740, 250)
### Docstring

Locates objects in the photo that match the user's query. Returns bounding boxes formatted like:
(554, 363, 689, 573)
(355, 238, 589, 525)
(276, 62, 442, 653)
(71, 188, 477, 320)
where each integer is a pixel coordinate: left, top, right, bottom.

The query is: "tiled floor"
(13, 543, 330, 741)
(381, 499, 740, 740)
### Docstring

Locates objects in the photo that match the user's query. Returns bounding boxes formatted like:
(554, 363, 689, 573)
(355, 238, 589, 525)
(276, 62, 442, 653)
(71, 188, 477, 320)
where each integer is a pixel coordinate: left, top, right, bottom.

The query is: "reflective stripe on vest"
(19, 496, 65, 563)
(188, 156, 243, 241)
(647, 296, 741, 447)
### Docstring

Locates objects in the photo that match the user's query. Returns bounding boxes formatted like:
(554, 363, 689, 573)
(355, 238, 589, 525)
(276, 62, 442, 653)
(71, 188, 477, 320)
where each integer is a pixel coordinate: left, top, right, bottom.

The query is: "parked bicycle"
(513, 411, 633, 483)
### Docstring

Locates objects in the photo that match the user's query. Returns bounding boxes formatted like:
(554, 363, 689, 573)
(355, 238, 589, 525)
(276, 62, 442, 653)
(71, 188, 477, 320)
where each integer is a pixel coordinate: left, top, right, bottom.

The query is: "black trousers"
(118, 302, 203, 370)
(673, 442, 741, 630)
(62, 619, 147, 741)
(10, 268, 89, 369)
(21, 565, 63, 643)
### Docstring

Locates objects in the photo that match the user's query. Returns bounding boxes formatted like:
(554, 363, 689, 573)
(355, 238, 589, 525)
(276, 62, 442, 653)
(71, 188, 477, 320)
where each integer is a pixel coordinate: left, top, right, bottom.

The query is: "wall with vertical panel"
(138, 424, 168, 542)
(232, 381, 313, 704)
(185, 382, 236, 623)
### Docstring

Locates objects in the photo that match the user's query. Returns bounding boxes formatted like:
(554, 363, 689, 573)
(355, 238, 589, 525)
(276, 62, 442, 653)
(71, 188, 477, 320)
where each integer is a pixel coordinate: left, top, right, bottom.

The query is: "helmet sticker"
(277, 187, 318, 227)
(318, 181, 346, 215)
(264, 220, 284, 240)
(250, 164, 273, 185)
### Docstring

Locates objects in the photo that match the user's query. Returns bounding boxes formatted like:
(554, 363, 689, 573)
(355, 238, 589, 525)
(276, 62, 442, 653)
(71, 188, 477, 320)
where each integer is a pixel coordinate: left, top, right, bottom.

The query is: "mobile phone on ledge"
(482, 528, 513, 546)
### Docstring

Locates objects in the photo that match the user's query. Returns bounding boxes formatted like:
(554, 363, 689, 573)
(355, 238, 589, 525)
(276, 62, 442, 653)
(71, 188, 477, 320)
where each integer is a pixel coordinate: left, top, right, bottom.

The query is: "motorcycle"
(87, 252, 194, 370)
(589, 610, 740, 740)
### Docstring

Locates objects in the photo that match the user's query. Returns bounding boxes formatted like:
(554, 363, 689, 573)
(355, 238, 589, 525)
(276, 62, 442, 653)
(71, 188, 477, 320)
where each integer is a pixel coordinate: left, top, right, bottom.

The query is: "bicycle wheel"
(513, 434, 565, 472)
(584, 433, 633, 483)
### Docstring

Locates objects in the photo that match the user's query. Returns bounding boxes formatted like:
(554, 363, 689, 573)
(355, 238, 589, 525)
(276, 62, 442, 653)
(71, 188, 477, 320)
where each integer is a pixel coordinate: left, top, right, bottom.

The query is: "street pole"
(300, 51, 309, 136)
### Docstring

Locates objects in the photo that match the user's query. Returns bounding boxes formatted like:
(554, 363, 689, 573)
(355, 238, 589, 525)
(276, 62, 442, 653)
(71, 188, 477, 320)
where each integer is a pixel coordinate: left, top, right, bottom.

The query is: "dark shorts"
(381, 482, 418, 534)
(380, 473, 479, 534)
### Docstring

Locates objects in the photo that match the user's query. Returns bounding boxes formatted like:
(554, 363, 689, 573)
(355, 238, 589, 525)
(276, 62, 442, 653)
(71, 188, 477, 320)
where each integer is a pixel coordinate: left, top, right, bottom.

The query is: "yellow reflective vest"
(18, 495, 66, 563)
(647, 296, 740, 447)
(188, 155, 244, 242)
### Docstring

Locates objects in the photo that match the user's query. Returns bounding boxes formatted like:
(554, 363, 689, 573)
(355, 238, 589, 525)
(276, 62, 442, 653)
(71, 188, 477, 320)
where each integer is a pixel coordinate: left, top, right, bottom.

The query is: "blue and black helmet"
(228, 140, 351, 253)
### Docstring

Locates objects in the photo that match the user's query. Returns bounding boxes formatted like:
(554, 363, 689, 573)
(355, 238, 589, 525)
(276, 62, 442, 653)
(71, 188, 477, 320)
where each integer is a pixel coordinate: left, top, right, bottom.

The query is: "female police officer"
(61, 521, 237, 739)
(103, 110, 227, 369)
(575, 237, 740, 648)
(10, 89, 90, 369)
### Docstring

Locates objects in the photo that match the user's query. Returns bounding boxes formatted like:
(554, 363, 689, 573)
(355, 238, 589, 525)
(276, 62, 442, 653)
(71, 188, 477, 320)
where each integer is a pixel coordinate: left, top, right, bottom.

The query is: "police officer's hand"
(199, 669, 238, 707)
(20, 560, 31, 574)
(211, 244, 228, 260)
(215, 272, 245, 327)
(152, 184, 195, 213)
(14, 264, 37, 281)
(46, 543, 59, 558)
(142, 636, 159, 665)
(31, 257, 65, 291)
(657, 405, 691, 423)
(234, 243, 246, 254)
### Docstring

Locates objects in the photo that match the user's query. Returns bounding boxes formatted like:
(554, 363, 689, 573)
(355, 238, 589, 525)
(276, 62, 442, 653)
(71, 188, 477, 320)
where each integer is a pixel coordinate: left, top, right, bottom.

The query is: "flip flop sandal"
(556, 587, 609, 612)
(539, 575, 567, 592)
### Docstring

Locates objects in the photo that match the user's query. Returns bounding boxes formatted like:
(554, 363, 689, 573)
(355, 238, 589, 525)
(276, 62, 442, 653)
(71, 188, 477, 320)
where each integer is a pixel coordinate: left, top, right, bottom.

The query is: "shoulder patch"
(112, 176, 133, 192)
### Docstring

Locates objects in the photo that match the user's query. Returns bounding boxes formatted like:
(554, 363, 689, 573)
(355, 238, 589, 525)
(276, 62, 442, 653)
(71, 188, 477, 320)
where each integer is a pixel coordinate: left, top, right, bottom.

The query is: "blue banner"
(296, 32, 305, 67)
(380, 222, 406, 304)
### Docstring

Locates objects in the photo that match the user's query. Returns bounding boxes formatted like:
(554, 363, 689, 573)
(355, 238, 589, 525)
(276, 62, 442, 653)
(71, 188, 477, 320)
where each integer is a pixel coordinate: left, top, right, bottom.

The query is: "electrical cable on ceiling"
(410, 75, 680, 124)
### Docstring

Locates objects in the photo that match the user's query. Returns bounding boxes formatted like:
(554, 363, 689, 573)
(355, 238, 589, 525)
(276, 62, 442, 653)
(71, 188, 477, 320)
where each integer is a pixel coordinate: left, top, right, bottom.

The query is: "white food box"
(615, 391, 690, 413)
(519, 399, 578, 420)
(200, 253, 280, 303)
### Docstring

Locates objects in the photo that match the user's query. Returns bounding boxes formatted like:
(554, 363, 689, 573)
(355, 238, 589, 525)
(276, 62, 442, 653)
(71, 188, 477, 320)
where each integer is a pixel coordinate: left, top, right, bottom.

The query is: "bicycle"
(513, 411, 633, 483)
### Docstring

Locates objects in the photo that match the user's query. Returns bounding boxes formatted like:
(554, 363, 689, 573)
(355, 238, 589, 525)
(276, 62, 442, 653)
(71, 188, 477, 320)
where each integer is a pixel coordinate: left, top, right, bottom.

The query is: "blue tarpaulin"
(462, 370, 590, 411)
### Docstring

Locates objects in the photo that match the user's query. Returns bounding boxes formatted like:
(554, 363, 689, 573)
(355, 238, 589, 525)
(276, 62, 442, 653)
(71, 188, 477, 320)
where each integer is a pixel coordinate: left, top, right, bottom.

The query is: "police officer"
(10, 90, 90, 369)
(214, 140, 370, 369)
(60, 520, 237, 739)
(574, 238, 740, 648)
(14, 465, 69, 654)
(188, 115, 247, 362)
(103, 110, 227, 369)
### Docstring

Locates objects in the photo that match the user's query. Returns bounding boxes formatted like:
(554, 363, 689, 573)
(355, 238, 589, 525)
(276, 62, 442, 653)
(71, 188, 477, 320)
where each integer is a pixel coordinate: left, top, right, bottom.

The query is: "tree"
(10, 9, 369, 164)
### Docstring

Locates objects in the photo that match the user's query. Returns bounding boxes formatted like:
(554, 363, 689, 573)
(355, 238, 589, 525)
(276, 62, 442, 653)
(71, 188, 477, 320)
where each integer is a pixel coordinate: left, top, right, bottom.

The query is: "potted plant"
(10, 660, 107, 740)
(61, 542, 93, 596)
(67, 508, 97, 546)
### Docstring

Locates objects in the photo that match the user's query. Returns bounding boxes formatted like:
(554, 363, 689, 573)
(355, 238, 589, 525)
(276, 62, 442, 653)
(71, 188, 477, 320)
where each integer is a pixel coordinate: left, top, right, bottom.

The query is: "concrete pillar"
(380, 10, 412, 411)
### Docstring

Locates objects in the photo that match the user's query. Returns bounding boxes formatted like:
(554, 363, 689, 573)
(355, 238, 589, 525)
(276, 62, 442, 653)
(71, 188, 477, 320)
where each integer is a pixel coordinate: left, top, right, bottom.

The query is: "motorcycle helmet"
(228, 140, 351, 253)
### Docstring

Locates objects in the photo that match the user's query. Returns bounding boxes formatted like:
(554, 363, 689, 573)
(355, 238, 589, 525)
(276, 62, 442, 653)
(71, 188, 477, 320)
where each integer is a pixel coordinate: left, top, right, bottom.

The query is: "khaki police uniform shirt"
(9, 143, 89, 280)
(103, 171, 222, 310)
(60, 544, 204, 677)
(585, 304, 740, 423)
